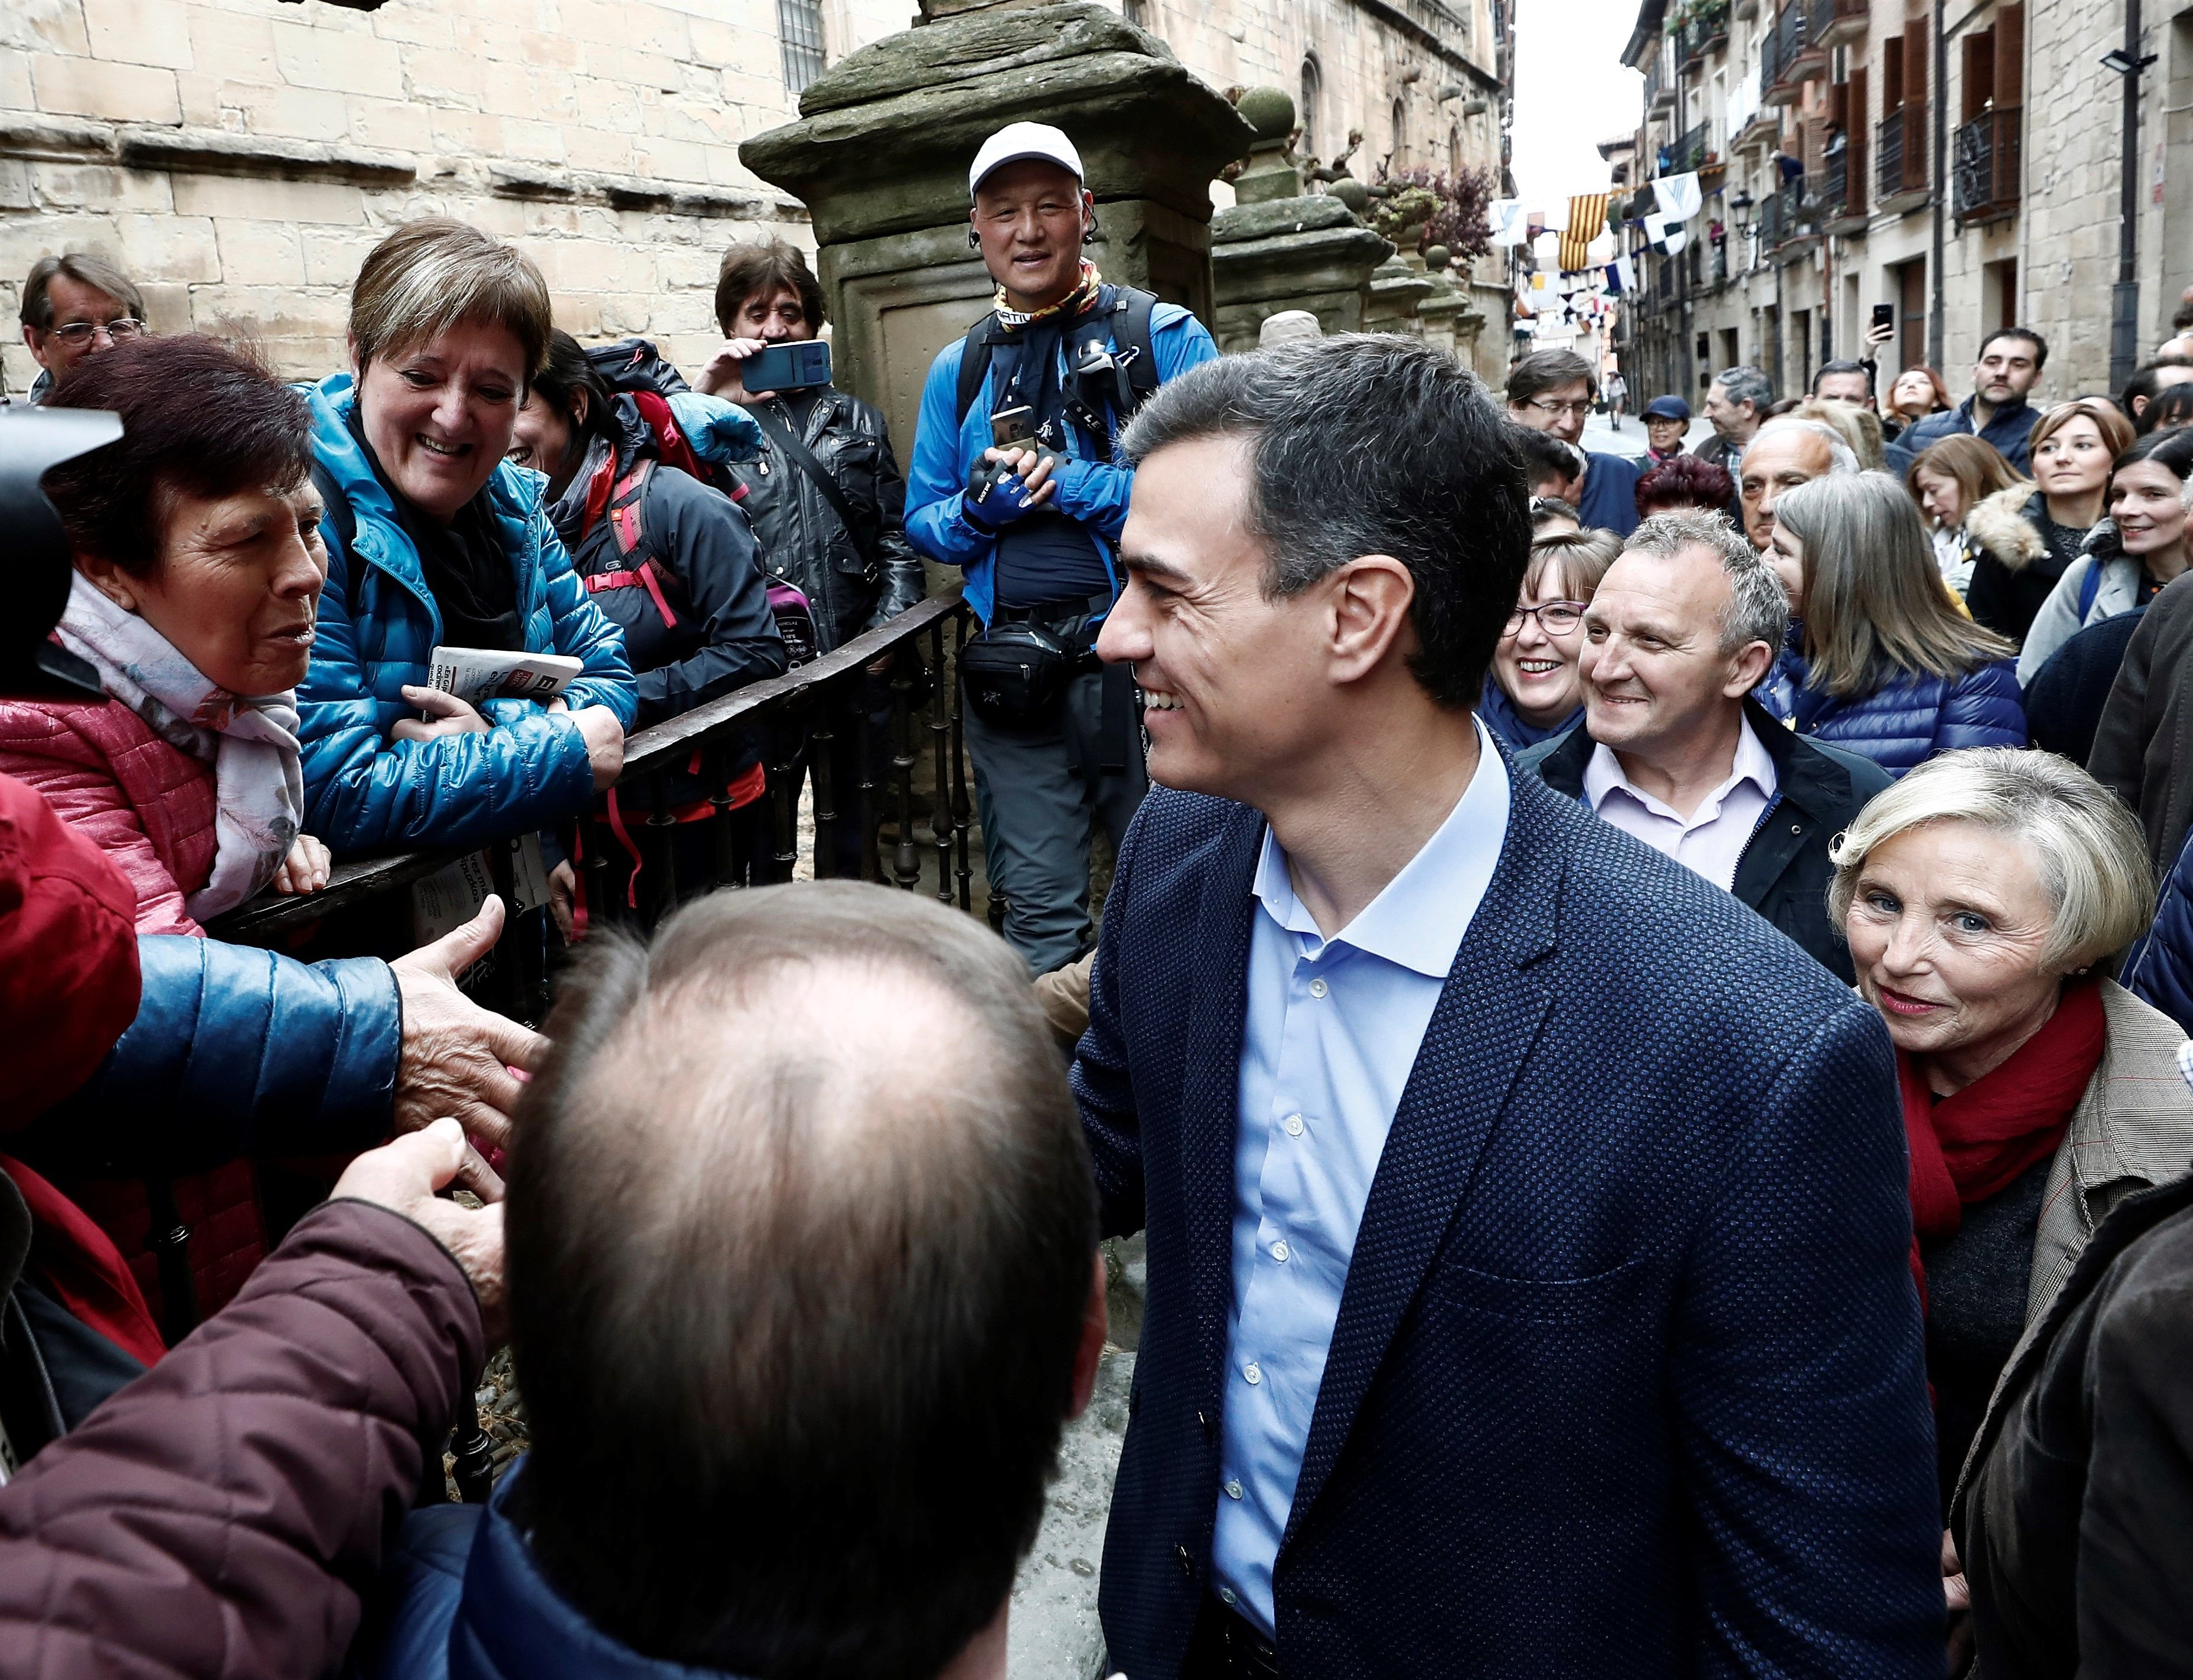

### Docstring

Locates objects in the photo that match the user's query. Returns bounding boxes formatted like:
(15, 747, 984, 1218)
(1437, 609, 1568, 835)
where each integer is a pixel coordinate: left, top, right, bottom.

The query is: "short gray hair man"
(1738, 417, 1859, 552)
(1621, 509, 1790, 656)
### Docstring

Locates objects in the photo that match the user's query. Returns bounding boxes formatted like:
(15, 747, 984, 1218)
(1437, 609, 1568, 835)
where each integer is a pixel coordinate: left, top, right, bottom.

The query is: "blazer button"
(1197, 1409, 1213, 1437)
(1177, 1545, 1196, 1581)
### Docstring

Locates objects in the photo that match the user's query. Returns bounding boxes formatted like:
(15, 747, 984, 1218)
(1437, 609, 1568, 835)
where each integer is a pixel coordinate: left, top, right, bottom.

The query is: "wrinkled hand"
(332, 1117, 508, 1345)
(1942, 1529, 1973, 1671)
(547, 858, 578, 942)
(272, 833, 332, 896)
(696, 336, 769, 402)
(570, 703, 625, 790)
(389, 894, 547, 1188)
(393, 685, 491, 744)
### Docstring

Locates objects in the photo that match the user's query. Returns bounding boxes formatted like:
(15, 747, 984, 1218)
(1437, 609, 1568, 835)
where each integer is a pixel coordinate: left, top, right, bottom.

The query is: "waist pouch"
(962, 618, 1073, 728)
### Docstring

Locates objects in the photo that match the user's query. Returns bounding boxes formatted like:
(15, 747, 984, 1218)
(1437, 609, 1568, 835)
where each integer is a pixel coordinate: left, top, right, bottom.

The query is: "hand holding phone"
(739, 340, 833, 396)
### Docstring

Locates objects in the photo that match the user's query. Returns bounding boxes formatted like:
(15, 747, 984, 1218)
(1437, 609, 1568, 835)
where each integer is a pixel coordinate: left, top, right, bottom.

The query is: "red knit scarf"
(1898, 978, 2106, 1305)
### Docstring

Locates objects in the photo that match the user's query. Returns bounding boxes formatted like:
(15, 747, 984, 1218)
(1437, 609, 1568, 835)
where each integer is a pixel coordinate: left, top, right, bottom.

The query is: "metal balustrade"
(1953, 107, 2021, 223)
(213, 592, 982, 1023)
(1876, 105, 1929, 203)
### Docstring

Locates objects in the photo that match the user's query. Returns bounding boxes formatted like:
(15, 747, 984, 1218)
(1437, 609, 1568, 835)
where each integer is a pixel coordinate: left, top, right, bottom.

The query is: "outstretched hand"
(389, 894, 546, 1195)
(333, 1117, 508, 1345)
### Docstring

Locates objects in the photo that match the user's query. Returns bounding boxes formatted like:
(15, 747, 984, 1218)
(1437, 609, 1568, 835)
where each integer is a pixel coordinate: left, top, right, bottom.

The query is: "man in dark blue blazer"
(1077, 336, 1943, 1679)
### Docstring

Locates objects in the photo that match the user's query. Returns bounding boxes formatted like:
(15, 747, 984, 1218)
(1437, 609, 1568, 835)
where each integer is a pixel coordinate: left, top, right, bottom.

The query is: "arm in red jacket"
(0, 1196, 484, 1680)
(0, 772, 140, 1120)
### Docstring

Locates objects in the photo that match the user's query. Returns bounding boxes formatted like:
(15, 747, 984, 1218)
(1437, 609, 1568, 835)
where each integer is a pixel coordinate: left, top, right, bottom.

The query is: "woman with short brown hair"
(299, 217, 637, 857)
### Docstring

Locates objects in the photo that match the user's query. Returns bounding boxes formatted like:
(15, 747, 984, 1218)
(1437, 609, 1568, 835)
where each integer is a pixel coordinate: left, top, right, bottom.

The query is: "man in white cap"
(905, 122, 1218, 979)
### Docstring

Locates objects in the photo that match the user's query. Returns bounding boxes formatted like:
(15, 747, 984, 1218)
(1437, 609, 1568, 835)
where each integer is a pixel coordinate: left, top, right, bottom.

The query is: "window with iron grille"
(778, 0, 827, 95)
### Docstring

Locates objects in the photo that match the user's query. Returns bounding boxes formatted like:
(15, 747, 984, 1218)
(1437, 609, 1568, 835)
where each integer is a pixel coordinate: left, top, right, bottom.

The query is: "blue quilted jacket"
(1791, 657, 2026, 777)
(2127, 824, 2193, 1038)
(299, 376, 637, 857)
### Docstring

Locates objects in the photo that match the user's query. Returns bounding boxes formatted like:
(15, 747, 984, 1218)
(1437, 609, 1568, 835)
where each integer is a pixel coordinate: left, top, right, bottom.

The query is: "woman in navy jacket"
(1771, 471, 2025, 775)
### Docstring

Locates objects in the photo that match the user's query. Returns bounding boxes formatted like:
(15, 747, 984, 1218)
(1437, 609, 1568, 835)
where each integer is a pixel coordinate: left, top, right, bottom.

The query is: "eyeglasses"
(1503, 601, 1588, 638)
(1522, 398, 1594, 420)
(47, 318, 147, 347)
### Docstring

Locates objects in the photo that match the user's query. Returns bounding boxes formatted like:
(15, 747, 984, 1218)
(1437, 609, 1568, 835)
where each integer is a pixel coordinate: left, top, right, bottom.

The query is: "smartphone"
(742, 339, 832, 393)
(990, 404, 1039, 449)
(1871, 303, 1895, 332)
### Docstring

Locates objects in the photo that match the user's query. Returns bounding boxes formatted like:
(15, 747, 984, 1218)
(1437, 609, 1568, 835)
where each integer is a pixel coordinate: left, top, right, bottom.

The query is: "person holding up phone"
(699, 242, 926, 880)
(903, 123, 1219, 978)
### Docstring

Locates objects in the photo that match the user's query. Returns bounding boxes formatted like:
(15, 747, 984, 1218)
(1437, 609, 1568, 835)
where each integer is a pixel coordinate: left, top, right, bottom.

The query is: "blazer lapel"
(1178, 804, 1267, 1412)
(1279, 778, 1566, 1549)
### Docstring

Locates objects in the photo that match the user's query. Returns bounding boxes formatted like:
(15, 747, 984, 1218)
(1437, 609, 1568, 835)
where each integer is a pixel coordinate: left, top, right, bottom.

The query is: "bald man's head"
(507, 883, 1097, 1679)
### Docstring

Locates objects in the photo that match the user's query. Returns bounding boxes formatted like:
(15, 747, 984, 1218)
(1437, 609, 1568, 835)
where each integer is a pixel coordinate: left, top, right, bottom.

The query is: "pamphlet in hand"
(428, 645, 584, 708)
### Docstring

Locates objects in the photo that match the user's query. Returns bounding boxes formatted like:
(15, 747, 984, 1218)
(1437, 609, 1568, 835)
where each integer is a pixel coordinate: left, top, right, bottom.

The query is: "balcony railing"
(1763, 1, 1807, 97)
(1818, 0, 1866, 47)
(1759, 178, 1809, 250)
(1665, 122, 1710, 175)
(215, 593, 982, 1023)
(1877, 105, 1929, 203)
(1819, 141, 1847, 219)
(1953, 107, 2021, 223)
(1644, 49, 1673, 112)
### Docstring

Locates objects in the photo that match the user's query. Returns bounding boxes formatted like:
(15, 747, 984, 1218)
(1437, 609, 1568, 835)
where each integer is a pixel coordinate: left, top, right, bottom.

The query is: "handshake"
(964, 443, 1061, 529)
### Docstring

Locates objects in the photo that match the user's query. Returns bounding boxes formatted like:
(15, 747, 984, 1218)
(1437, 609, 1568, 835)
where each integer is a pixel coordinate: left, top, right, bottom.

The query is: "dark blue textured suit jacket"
(1073, 763, 1943, 1679)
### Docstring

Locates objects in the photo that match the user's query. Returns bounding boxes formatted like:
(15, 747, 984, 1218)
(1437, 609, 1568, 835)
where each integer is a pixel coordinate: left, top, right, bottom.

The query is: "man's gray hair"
(1746, 416, 1862, 478)
(1714, 365, 1773, 413)
(1623, 509, 1790, 655)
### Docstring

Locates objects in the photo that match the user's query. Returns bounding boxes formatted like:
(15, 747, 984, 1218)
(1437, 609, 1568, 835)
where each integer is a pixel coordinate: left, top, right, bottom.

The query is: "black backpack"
(952, 285, 1163, 441)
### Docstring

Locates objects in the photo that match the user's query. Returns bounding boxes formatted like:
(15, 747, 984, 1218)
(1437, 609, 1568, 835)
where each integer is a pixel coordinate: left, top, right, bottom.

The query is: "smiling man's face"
(971, 160, 1092, 315)
(1579, 543, 1754, 759)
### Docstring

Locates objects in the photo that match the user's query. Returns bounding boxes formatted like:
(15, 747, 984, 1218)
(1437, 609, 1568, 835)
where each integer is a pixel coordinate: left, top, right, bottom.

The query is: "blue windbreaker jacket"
(902, 297, 1218, 625)
(299, 376, 637, 857)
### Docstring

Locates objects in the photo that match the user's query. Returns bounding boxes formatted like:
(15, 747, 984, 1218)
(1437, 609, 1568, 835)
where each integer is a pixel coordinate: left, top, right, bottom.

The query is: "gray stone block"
(1007, 1347, 1133, 1680)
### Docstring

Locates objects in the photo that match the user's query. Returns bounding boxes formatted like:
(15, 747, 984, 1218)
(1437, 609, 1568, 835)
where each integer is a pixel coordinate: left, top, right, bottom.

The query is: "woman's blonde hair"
(1778, 470, 2014, 697)
(1828, 748, 2156, 971)
(1905, 433, 2030, 520)
(1792, 397, 1885, 470)
(1523, 527, 1622, 601)
(349, 217, 553, 381)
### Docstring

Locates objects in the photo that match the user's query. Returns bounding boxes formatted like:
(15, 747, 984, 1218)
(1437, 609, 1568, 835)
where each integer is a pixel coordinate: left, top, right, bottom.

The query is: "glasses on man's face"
(49, 318, 147, 347)
(1503, 601, 1588, 638)
(1523, 398, 1593, 420)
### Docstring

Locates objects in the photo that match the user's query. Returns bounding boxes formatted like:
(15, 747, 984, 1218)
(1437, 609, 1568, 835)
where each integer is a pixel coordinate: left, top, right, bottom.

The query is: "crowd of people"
(8, 118, 2193, 1680)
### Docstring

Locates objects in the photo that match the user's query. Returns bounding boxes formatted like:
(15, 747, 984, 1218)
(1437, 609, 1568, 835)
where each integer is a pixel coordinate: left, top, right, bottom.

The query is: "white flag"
(1653, 172, 1703, 223)
(1486, 200, 1529, 246)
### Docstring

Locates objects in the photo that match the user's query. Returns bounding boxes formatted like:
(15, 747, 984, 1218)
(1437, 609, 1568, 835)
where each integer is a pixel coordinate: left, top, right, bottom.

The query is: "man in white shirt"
(1518, 511, 1892, 980)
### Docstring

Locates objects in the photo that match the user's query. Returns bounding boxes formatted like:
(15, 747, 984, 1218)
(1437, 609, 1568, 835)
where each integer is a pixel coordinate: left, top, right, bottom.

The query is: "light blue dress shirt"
(1209, 724, 1512, 1636)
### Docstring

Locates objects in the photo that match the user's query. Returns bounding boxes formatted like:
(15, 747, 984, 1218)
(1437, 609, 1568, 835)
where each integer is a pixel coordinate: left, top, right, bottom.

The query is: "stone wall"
(4, 0, 1500, 402)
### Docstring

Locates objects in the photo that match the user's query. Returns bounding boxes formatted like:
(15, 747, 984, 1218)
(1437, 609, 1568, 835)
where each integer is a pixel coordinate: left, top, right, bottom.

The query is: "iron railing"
(215, 592, 981, 1022)
(1759, 177, 1807, 250)
(1820, 143, 1848, 219)
(1953, 107, 2021, 223)
(1666, 122, 1711, 175)
(1763, 1, 1806, 94)
(1876, 105, 1928, 202)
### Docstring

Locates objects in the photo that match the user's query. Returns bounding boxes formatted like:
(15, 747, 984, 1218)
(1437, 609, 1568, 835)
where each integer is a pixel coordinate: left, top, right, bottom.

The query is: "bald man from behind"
(353, 881, 1111, 1680)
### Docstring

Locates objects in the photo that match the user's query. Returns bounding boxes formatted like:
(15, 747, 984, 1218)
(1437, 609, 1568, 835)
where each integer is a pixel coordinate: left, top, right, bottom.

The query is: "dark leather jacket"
(729, 388, 925, 655)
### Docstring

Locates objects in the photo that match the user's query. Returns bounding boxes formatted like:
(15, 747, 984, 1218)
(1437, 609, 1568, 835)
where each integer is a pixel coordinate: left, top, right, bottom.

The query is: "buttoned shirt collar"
(1249, 723, 1509, 980)
(1581, 705, 1776, 828)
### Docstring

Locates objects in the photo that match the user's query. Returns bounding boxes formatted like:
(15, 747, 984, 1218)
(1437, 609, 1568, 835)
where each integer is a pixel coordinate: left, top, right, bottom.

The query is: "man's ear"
(1069, 1250, 1108, 1420)
(347, 332, 363, 384)
(1326, 556, 1417, 687)
(1721, 637, 1776, 700)
(74, 551, 143, 615)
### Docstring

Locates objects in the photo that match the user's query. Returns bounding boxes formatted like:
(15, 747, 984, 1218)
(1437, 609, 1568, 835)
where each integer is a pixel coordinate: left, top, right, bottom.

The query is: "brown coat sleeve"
(0, 1198, 484, 1680)
(1032, 950, 1095, 1046)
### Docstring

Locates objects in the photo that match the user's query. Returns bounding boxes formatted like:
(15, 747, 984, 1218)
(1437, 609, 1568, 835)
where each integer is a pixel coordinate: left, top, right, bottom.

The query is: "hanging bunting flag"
(1558, 193, 1611, 272)
(1526, 209, 1548, 240)
(1486, 199, 1529, 246)
(1652, 172, 1702, 223)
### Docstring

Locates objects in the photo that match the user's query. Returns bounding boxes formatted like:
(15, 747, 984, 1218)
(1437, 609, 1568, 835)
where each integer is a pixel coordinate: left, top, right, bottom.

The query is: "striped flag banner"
(1558, 193, 1610, 273)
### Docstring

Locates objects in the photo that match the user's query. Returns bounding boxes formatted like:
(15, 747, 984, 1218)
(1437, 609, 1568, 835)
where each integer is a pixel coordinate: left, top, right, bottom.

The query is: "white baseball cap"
(968, 122, 1085, 197)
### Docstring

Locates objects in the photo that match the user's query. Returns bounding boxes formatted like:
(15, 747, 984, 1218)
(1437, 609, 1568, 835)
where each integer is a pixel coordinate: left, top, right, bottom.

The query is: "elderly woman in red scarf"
(1828, 749, 2193, 1608)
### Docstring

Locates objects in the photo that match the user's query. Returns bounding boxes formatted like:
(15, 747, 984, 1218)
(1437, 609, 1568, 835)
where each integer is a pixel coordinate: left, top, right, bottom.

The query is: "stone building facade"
(1614, 0, 2189, 413)
(2, 0, 1503, 401)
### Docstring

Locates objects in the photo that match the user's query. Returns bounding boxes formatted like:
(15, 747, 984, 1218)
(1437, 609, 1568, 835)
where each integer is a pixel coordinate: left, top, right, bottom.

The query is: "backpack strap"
(752, 403, 877, 570)
(1116, 286, 1160, 412)
(954, 313, 1006, 429)
(607, 459, 653, 559)
(2077, 556, 2106, 621)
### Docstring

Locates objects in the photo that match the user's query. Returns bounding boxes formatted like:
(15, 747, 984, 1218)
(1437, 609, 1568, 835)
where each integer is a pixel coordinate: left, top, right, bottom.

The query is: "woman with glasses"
(17, 252, 148, 404)
(1480, 527, 1622, 752)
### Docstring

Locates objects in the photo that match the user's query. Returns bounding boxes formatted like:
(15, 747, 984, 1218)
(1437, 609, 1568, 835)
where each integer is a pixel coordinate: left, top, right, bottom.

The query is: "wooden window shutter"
(1963, 29, 1993, 121)
(1996, 5, 2024, 107)
(1905, 19, 1928, 112)
(1849, 64, 1869, 207)
(1883, 35, 1904, 109)
(1830, 79, 1849, 131)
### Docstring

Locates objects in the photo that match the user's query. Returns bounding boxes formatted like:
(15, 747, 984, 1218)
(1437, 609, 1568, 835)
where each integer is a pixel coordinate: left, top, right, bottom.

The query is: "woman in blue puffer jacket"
(1769, 471, 2025, 776)
(299, 218, 637, 857)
